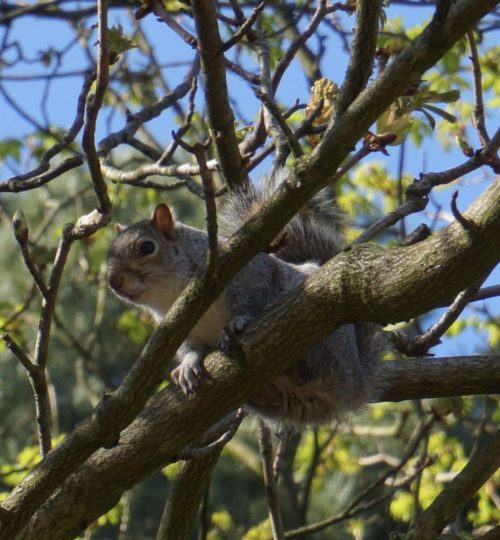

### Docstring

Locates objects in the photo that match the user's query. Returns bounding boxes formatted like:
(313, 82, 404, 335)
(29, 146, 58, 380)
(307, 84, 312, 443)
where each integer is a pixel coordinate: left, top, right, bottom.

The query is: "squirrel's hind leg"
(218, 315, 253, 352)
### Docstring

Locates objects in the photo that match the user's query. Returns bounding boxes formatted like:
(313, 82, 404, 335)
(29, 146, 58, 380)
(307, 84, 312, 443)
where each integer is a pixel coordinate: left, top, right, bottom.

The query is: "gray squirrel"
(107, 168, 383, 427)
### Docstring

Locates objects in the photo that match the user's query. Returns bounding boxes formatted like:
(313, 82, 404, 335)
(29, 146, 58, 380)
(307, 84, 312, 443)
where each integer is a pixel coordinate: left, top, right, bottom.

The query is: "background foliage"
(0, 1, 498, 539)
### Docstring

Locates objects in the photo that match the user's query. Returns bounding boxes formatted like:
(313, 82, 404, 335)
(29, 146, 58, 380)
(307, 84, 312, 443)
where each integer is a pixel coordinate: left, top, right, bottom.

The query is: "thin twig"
(353, 131, 500, 245)
(158, 76, 199, 165)
(222, 1, 265, 51)
(12, 210, 48, 298)
(1, 333, 37, 376)
(29, 227, 74, 455)
(34, 228, 73, 372)
(471, 284, 500, 303)
(272, 428, 290, 482)
(393, 279, 484, 356)
(0, 71, 93, 189)
(178, 409, 245, 460)
(352, 198, 428, 245)
(286, 459, 433, 538)
(0, 284, 37, 332)
(151, 0, 197, 48)
(97, 57, 200, 165)
(255, 90, 303, 159)
(1, 329, 53, 456)
(451, 190, 478, 233)
(259, 421, 285, 540)
(466, 31, 490, 146)
(0, 156, 84, 193)
(299, 429, 336, 521)
(81, 0, 111, 215)
(225, 58, 260, 85)
(272, 0, 328, 92)
(173, 134, 219, 273)
(406, 430, 500, 540)
(408, 128, 500, 196)
(285, 417, 436, 538)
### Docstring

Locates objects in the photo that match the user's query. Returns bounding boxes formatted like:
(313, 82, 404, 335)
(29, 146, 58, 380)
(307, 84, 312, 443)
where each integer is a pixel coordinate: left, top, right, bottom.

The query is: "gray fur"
(107, 170, 384, 427)
(219, 168, 344, 264)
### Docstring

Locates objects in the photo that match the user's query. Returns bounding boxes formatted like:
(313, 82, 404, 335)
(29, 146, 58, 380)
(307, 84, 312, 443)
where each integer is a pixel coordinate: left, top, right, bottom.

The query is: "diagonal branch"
(10, 350, 500, 540)
(97, 57, 200, 157)
(155, 449, 222, 540)
(8, 174, 500, 539)
(405, 430, 500, 540)
(0, 72, 92, 192)
(190, 0, 247, 190)
(392, 272, 487, 357)
(335, 0, 383, 116)
(0, 2, 496, 536)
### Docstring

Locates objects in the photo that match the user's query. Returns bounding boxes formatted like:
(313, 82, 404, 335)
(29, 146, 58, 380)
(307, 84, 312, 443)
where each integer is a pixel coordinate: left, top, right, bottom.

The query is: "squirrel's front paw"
(218, 315, 252, 352)
(171, 353, 206, 395)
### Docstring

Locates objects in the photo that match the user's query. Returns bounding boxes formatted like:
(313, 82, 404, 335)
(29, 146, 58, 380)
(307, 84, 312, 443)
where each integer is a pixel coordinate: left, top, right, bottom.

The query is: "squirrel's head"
(106, 203, 184, 318)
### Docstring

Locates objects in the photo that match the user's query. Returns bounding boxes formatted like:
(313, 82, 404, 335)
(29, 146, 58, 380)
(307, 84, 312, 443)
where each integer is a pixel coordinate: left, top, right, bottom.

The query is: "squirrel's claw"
(171, 352, 206, 395)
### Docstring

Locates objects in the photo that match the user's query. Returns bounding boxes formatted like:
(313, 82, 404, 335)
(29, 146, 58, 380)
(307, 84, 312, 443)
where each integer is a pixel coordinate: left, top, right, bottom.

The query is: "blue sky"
(0, 3, 498, 356)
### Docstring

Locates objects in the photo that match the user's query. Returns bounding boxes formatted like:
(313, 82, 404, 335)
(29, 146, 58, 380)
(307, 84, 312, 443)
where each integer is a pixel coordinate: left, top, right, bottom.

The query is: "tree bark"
(155, 449, 221, 540)
(0, 1, 498, 538)
(7, 174, 500, 538)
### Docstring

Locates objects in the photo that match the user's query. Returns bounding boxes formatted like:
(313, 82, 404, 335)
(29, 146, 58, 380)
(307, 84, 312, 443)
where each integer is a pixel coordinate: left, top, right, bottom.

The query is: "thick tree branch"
(378, 356, 500, 402)
(0, 3, 496, 536)
(13, 352, 499, 540)
(9, 176, 500, 538)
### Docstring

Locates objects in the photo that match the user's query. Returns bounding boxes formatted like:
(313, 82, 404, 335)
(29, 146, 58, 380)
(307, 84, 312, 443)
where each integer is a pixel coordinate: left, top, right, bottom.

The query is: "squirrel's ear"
(151, 203, 175, 238)
(114, 223, 124, 234)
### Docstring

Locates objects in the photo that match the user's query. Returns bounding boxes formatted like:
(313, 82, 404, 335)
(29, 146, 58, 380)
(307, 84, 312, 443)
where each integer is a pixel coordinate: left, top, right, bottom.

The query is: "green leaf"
(420, 104, 457, 124)
(108, 24, 136, 57)
(0, 138, 23, 163)
(418, 107, 436, 130)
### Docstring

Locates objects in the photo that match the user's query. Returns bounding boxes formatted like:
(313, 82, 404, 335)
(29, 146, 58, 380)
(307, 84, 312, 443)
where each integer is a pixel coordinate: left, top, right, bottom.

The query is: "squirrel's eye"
(139, 240, 156, 255)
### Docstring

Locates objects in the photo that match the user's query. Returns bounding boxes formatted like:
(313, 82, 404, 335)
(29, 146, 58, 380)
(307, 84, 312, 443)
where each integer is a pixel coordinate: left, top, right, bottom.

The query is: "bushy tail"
(219, 168, 344, 265)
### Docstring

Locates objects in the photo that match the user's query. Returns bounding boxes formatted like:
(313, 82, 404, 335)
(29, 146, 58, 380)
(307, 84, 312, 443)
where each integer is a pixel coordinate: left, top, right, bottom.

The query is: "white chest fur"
(188, 296, 231, 348)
